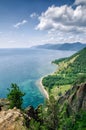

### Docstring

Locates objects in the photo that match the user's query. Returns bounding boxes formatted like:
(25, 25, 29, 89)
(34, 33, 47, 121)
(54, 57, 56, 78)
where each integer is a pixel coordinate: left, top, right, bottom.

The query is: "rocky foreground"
(0, 107, 27, 130)
(0, 99, 41, 130)
(0, 83, 86, 130)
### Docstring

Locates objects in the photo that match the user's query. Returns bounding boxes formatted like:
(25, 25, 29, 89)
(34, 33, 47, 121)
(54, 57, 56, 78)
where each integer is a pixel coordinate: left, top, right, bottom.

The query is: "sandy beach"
(36, 77, 49, 99)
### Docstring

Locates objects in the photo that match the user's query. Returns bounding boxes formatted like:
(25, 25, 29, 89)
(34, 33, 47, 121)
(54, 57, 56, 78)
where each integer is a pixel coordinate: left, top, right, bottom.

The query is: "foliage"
(42, 48, 86, 91)
(43, 96, 59, 130)
(40, 48, 86, 130)
(7, 83, 25, 109)
(52, 57, 67, 64)
(42, 74, 76, 89)
(27, 96, 59, 130)
(60, 111, 86, 130)
(29, 119, 47, 130)
(27, 98, 86, 130)
(74, 74, 86, 85)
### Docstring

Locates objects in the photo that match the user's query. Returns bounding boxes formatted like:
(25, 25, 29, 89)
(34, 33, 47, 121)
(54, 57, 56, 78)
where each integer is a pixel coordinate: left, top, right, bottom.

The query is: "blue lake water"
(0, 48, 75, 108)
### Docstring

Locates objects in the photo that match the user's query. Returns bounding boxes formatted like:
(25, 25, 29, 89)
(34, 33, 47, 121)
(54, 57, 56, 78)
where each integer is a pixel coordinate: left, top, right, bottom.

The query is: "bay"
(0, 48, 75, 108)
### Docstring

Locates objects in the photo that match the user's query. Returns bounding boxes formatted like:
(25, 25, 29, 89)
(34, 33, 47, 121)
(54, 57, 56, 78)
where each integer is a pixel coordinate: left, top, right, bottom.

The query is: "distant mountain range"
(34, 42, 86, 51)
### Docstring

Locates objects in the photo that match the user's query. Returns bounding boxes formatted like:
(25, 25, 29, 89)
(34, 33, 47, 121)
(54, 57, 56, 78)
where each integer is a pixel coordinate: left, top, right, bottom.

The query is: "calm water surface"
(0, 48, 75, 108)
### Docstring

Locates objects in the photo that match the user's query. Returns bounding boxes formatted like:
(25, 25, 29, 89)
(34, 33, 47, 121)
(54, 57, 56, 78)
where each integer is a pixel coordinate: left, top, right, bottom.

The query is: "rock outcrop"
(0, 107, 27, 130)
(58, 83, 86, 115)
(0, 99, 42, 130)
(0, 98, 10, 111)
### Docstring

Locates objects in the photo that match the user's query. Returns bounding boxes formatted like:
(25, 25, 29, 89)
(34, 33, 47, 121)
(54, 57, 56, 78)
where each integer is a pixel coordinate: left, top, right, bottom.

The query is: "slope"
(42, 48, 86, 95)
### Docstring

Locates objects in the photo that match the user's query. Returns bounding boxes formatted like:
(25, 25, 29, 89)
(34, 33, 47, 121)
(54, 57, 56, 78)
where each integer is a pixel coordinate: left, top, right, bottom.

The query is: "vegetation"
(74, 73, 86, 85)
(31, 48, 86, 130)
(43, 96, 59, 130)
(27, 96, 86, 130)
(59, 110, 86, 130)
(28, 95, 59, 130)
(7, 83, 25, 109)
(50, 85, 71, 98)
(52, 57, 67, 64)
(42, 48, 86, 93)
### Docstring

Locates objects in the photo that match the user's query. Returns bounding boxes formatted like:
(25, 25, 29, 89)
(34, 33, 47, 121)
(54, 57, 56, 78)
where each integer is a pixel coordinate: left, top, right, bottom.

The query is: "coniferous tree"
(44, 95, 59, 130)
(7, 83, 25, 109)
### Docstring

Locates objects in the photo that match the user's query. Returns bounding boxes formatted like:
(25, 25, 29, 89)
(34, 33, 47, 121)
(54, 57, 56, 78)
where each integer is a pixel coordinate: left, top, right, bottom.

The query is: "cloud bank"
(36, 5, 86, 33)
(36, 0, 86, 43)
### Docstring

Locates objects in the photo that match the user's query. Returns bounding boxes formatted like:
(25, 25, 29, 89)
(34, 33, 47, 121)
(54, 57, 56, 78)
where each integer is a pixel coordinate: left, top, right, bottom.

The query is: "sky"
(0, 0, 86, 48)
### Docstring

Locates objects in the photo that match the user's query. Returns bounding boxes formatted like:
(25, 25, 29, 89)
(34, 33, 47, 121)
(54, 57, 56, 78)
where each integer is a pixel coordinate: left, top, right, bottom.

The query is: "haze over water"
(0, 48, 75, 108)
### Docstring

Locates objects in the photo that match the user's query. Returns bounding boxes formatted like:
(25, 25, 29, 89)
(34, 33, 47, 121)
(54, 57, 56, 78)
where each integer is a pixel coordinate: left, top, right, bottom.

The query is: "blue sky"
(0, 0, 86, 48)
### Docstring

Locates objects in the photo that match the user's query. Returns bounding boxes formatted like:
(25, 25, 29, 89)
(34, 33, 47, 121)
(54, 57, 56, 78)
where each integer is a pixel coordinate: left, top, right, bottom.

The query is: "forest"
(42, 48, 86, 90)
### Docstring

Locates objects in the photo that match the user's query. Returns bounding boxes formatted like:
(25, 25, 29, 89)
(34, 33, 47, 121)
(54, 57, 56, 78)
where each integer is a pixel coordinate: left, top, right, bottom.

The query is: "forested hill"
(42, 47, 86, 90)
(53, 47, 86, 74)
(35, 42, 86, 51)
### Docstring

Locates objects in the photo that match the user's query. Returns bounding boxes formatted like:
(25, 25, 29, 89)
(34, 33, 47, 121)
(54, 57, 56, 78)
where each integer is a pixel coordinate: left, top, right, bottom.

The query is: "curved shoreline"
(36, 77, 49, 99)
(36, 64, 58, 100)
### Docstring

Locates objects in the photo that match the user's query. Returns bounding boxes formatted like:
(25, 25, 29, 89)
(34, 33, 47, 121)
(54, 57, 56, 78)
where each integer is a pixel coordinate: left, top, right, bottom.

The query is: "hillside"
(58, 83, 86, 113)
(57, 83, 86, 130)
(42, 48, 86, 94)
(35, 42, 86, 51)
(0, 83, 86, 130)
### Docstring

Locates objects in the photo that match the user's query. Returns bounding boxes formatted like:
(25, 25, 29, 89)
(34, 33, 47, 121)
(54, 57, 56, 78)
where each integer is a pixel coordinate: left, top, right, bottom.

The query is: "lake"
(0, 48, 75, 108)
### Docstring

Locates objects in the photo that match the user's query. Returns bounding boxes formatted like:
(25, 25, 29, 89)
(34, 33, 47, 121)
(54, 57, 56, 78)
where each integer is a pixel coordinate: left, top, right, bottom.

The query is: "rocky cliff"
(0, 107, 27, 130)
(58, 83, 86, 116)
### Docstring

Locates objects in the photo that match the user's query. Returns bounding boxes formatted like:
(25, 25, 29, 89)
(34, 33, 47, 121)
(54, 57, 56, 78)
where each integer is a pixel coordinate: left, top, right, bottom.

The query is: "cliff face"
(0, 107, 27, 130)
(58, 83, 86, 115)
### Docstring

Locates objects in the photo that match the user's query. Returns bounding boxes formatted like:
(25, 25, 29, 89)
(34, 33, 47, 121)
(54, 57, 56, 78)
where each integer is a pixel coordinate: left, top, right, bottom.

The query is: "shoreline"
(36, 64, 58, 100)
(36, 77, 49, 99)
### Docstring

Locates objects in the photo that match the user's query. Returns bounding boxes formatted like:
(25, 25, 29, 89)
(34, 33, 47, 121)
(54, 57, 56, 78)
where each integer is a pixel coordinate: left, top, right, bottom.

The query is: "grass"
(50, 85, 71, 99)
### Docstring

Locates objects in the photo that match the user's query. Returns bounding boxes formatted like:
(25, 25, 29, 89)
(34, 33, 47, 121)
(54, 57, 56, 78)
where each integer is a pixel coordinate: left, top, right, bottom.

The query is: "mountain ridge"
(34, 42, 86, 51)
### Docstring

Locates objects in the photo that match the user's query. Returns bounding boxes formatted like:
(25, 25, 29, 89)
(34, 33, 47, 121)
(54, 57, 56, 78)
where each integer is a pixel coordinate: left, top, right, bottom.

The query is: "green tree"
(74, 74, 86, 85)
(44, 95, 59, 130)
(7, 83, 25, 109)
(29, 119, 47, 130)
(62, 111, 86, 130)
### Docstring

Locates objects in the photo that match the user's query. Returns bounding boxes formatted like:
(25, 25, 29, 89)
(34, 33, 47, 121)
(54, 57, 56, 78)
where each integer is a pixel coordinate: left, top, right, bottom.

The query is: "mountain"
(35, 42, 86, 51)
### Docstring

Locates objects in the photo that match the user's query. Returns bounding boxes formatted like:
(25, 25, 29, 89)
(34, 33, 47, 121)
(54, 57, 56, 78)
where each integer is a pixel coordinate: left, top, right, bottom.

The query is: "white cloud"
(30, 12, 38, 18)
(74, 0, 86, 5)
(35, 2, 86, 44)
(36, 5, 86, 33)
(13, 20, 27, 28)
